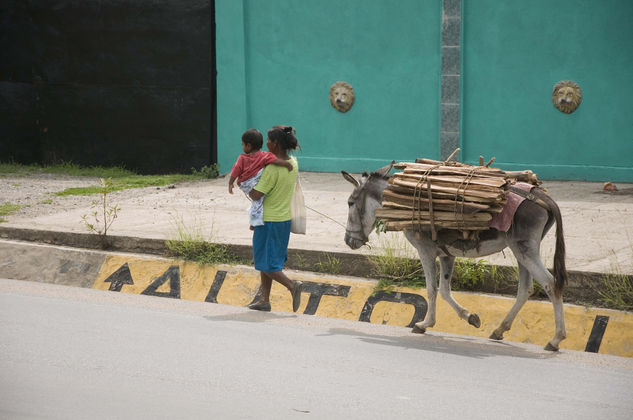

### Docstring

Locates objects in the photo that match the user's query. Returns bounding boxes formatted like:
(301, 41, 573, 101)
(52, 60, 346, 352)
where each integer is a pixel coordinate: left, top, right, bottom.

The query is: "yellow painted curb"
(93, 254, 633, 358)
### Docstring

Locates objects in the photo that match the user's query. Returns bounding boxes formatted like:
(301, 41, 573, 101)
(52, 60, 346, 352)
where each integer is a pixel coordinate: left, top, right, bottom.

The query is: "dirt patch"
(0, 174, 194, 221)
(1, 174, 97, 219)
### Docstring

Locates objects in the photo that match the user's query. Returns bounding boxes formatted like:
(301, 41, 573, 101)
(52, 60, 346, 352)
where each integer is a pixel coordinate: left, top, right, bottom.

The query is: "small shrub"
(451, 258, 489, 291)
(192, 164, 220, 179)
(80, 178, 120, 236)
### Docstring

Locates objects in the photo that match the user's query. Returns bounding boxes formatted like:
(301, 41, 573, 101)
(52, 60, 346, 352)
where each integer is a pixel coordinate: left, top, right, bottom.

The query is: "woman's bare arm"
(249, 188, 264, 201)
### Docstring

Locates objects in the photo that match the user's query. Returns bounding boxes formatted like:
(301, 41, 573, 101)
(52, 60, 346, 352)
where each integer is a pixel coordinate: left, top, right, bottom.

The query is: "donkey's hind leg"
(512, 248, 567, 351)
(438, 256, 481, 328)
(490, 262, 532, 341)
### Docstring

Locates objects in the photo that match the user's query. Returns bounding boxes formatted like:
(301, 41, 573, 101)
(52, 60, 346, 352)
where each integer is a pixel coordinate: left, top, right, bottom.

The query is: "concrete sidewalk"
(2, 171, 632, 275)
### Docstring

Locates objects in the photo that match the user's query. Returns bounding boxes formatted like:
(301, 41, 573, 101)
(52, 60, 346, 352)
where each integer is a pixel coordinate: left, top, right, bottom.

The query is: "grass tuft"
(0, 202, 21, 222)
(315, 254, 341, 274)
(0, 161, 134, 178)
(368, 235, 425, 291)
(1, 161, 215, 196)
(165, 217, 242, 266)
(594, 273, 633, 311)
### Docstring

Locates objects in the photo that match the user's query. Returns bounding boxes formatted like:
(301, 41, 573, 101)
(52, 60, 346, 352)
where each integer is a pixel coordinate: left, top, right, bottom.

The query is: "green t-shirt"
(253, 157, 298, 222)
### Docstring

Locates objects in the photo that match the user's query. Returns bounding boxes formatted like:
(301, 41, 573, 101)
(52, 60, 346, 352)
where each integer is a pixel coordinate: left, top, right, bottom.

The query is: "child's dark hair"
(242, 128, 263, 150)
(267, 125, 299, 152)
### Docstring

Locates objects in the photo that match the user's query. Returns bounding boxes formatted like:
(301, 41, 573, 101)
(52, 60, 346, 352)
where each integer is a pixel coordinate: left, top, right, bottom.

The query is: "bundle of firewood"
(375, 150, 540, 236)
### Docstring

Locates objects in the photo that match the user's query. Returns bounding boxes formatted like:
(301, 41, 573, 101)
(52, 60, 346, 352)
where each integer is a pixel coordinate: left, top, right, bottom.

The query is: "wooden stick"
(382, 190, 492, 212)
(393, 173, 507, 189)
(389, 178, 505, 201)
(376, 208, 492, 221)
(387, 185, 507, 204)
(444, 148, 460, 163)
(384, 220, 490, 231)
(395, 162, 539, 184)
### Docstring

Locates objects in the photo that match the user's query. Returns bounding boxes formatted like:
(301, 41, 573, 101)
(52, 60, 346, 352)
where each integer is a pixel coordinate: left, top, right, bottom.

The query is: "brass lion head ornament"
(552, 80, 582, 114)
(330, 81, 355, 113)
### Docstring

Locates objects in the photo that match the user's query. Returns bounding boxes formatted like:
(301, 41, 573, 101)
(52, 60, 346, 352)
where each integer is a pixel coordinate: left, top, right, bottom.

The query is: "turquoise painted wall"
(462, 0, 633, 181)
(216, 0, 441, 174)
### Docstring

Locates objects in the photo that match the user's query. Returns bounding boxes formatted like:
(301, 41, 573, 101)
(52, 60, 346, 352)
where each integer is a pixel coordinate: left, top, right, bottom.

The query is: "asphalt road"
(1, 278, 632, 420)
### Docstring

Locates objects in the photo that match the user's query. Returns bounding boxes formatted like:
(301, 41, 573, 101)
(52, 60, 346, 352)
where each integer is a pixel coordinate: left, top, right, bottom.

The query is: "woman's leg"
(250, 221, 302, 311)
(253, 270, 302, 312)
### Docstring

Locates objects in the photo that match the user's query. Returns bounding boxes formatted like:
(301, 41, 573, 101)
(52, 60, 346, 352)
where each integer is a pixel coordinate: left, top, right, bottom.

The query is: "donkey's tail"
(539, 192, 567, 297)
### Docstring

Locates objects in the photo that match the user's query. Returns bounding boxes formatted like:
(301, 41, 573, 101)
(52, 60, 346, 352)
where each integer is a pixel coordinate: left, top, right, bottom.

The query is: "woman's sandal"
(292, 281, 303, 312)
(248, 301, 271, 312)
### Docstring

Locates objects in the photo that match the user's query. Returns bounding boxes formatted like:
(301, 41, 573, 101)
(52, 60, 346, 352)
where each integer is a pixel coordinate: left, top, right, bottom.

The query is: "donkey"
(342, 162, 567, 351)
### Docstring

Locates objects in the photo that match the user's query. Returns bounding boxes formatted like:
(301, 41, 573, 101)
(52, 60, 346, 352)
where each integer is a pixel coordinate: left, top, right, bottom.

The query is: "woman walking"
(247, 125, 302, 312)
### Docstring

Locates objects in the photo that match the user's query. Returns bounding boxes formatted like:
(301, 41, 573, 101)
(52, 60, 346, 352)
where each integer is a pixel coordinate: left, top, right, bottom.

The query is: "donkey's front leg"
(438, 256, 481, 328)
(412, 252, 438, 334)
(405, 232, 439, 334)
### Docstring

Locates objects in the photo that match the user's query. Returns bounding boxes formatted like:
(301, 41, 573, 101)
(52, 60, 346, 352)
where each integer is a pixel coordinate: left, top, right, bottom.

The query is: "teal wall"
(217, 0, 633, 181)
(462, 0, 633, 181)
(216, 0, 441, 174)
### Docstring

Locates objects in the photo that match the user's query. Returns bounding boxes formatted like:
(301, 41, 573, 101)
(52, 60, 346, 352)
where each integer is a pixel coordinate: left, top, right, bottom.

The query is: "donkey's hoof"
(489, 331, 504, 341)
(411, 325, 426, 334)
(468, 314, 481, 328)
(544, 342, 560, 352)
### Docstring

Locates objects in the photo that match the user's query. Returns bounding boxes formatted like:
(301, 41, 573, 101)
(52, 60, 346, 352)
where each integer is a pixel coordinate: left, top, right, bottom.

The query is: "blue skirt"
(252, 220, 291, 273)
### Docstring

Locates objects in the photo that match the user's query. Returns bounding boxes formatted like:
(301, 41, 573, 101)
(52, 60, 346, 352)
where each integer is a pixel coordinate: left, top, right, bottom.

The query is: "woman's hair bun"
(267, 125, 299, 151)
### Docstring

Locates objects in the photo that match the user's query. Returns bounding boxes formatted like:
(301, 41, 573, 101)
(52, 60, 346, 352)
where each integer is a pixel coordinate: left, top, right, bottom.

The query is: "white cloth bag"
(290, 177, 306, 234)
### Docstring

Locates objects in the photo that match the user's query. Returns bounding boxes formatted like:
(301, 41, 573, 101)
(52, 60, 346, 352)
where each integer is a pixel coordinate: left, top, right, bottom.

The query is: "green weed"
(586, 250, 633, 311)
(80, 178, 120, 236)
(165, 217, 242, 266)
(368, 235, 426, 292)
(595, 273, 633, 311)
(0, 202, 21, 222)
(315, 254, 341, 274)
(294, 254, 307, 268)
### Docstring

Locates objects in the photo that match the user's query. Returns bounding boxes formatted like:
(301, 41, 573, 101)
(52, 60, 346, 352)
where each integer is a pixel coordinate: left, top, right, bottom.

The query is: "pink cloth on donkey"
(489, 182, 535, 232)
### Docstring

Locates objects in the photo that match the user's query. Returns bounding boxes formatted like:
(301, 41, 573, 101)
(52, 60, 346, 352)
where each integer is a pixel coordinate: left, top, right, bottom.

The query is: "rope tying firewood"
(376, 149, 541, 237)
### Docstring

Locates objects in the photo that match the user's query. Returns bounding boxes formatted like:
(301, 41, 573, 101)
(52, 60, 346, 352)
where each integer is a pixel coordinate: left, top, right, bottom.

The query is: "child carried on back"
(228, 128, 293, 228)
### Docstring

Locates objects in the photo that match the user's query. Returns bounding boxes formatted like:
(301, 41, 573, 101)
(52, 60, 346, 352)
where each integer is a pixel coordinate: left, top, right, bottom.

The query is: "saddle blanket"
(489, 182, 534, 232)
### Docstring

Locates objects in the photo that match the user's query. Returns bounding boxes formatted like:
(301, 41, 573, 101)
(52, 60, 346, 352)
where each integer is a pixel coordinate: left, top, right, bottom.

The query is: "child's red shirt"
(230, 151, 278, 185)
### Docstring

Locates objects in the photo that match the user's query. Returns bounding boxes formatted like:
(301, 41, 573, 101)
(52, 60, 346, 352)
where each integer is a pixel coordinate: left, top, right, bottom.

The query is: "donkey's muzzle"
(344, 232, 365, 250)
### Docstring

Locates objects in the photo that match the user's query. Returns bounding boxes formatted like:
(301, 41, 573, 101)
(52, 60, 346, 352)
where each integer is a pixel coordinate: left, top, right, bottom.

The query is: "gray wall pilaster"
(440, 0, 461, 160)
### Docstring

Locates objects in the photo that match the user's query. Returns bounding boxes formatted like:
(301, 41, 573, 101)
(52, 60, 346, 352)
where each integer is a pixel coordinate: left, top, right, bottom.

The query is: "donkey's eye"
(348, 201, 354, 208)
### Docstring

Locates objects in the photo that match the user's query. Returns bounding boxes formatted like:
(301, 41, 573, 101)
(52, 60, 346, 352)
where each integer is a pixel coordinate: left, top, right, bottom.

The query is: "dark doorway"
(0, 0, 216, 174)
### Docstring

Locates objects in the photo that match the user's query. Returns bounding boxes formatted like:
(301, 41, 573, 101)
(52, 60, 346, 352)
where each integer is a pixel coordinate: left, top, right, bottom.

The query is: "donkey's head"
(341, 162, 394, 249)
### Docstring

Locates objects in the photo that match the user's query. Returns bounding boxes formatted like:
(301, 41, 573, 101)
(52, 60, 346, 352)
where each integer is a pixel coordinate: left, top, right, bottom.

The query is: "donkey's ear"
(375, 160, 395, 178)
(341, 170, 359, 187)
